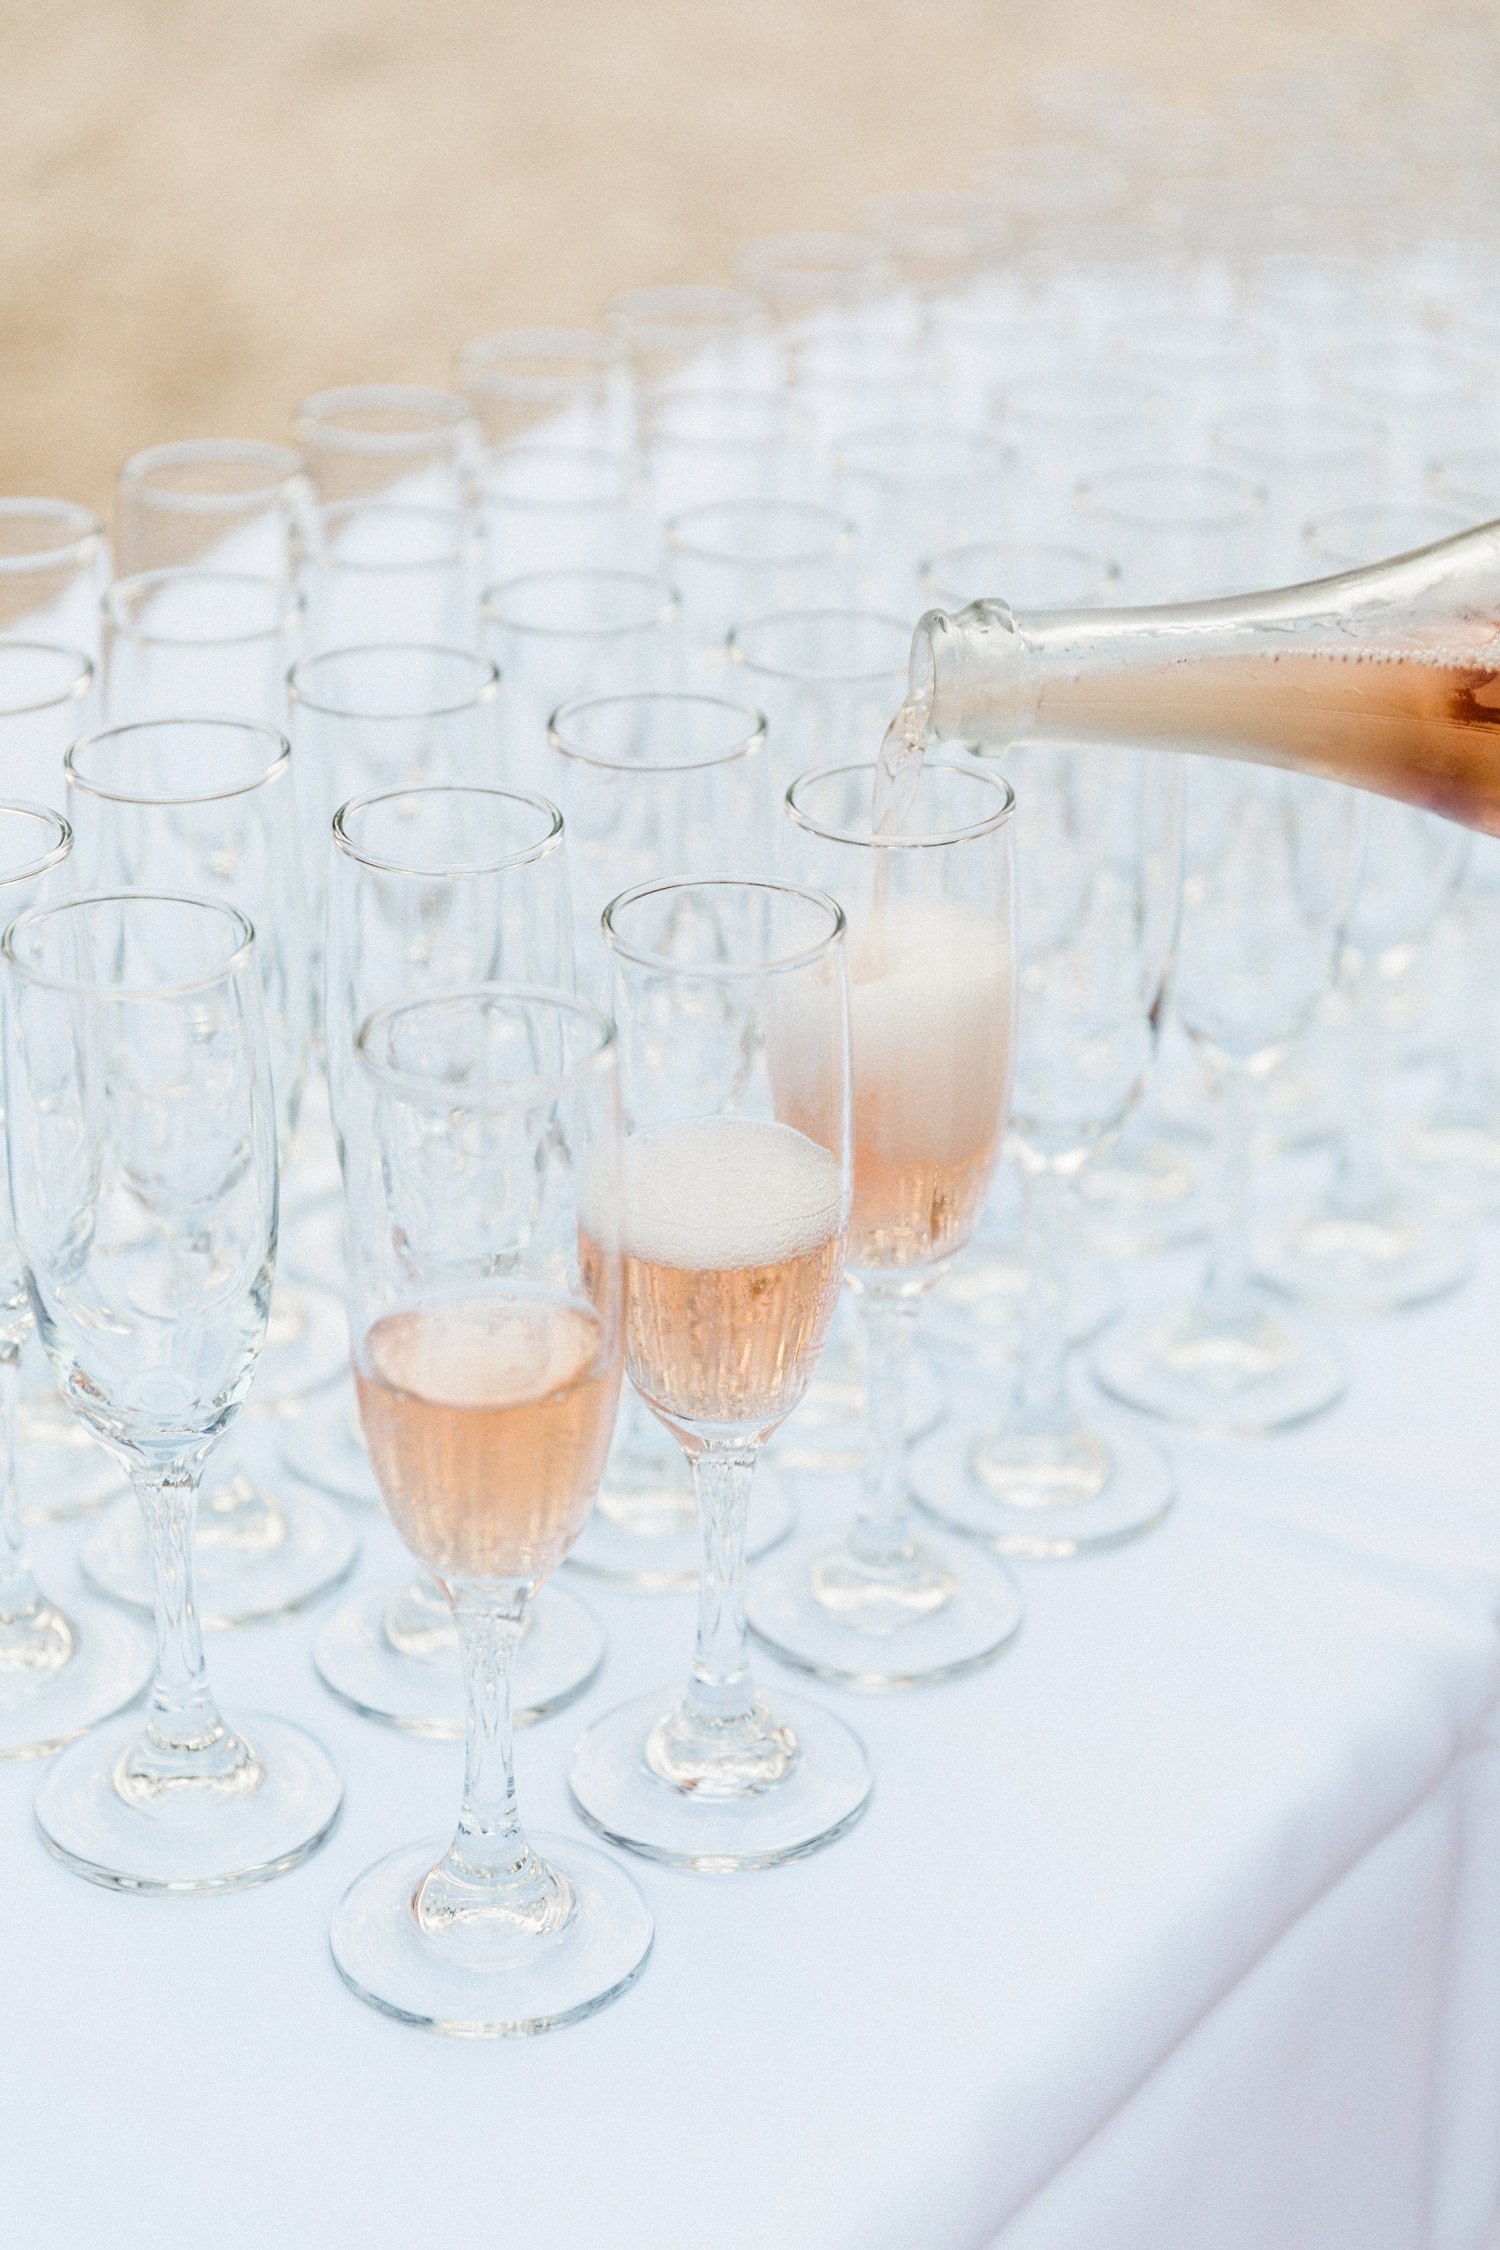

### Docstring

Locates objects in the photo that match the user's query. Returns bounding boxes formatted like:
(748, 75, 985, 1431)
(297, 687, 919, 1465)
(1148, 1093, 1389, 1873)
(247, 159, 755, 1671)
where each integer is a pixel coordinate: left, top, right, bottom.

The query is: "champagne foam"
(622, 1115, 845, 1271)
(771, 896, 1011, 1167)
(366, 1290, 602, 1409)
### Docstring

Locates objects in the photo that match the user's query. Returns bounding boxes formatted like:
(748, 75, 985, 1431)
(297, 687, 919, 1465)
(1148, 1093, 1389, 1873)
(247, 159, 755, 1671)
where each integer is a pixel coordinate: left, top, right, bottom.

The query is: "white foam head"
(622, 1115, 845, 1269)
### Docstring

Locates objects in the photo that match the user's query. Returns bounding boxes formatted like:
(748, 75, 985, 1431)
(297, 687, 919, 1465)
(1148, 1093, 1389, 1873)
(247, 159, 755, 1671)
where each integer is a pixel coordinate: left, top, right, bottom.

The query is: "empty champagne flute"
(294, 502, 482, 653)
(454, 327, 633, 452)
(286, 644, 501, 930)
(726, 609, 911, 795)
(0, 499, 112, 657)
(480, 570, 681, 792)
(0, 808, 152, 1757)
(568, 879, 871, 1867)
(0, 640, 95, 812)
(666, 500, 858, 651)
(542, 690, 783, 1590)
(745, 759, 1025, 1687)
(64, 721, 356, 1624)
(14, 894, 341, 1888)
(330, 986, 651, 2033)
(912, 739, 1181, 1557)
(1255, 797, 1472, 1313)
(478, 447, 654, 584)
(314, 782, 601, 1736)
(102, 569, 305, 729)
(1094, 768, 1361, 1431)
(293, 384, 482, 510)
(116, 440, 309, 576)
(604, 284, 776, 398)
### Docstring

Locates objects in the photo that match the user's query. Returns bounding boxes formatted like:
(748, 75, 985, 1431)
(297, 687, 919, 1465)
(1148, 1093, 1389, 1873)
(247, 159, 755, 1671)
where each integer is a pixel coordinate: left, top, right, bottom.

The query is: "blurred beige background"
(3, 0, 1420, 516)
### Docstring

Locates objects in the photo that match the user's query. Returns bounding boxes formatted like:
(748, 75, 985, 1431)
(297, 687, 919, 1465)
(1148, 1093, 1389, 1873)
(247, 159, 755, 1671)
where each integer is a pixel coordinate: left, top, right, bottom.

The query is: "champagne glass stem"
(1014, 1162, 1070, 1436)
(683, 1447, 759, 1727)
(131, 1466, 243, 1778)
(422, 1580, 569, 1932)
(1328, 963, 1388, 1217)
(1196, 1064, 1256, 1326)
(849, 1287, 920, 1567)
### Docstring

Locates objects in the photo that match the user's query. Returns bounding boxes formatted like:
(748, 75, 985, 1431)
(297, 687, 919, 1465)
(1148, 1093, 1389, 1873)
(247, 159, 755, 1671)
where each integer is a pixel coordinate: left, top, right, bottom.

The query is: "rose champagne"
(615, 1114, 846, 1432)
(356, 1286, 621, 1580)
(773, 894, 1012, 1271)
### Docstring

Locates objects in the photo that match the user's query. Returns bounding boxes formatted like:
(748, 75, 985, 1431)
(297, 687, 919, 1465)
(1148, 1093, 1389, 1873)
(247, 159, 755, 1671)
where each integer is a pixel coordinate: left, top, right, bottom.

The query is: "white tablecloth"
(7, 1242, 1500, 2250)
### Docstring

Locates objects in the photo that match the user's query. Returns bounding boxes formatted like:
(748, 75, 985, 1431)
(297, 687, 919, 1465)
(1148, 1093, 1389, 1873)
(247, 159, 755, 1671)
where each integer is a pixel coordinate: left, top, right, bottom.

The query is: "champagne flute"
(911, 738, 1181, 1557)
(116, 439, 309, 576)
(543, 689, 783, 1590)
(313, 782, 602, 1736)
(568, 878, 871, 1868)
(0, 499, 112, 657)
(745, 760, 1025, 1688)
(65, 721, 356, 1625)
(1094, 767, 1362, 1430)
(0, 809, 153, 1757)
(331, 986, 651, 2034)
(11, 894, 341, 1888)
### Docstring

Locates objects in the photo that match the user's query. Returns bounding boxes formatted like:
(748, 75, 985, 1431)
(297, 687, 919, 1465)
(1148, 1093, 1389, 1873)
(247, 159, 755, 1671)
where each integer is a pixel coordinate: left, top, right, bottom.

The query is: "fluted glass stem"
(849, 1287, 920, 1567)
(1197, 1066, 1256, 1327)
(683, 1448, 758, 1729)
(1014, 1163, 1071, 1438)
(418, 1579, 570, 1936)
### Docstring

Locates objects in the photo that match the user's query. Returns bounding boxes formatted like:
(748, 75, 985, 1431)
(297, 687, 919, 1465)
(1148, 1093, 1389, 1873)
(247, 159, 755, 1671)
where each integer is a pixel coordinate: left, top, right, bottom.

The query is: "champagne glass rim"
(602, 874, 845, 978)
(604, 283, 770, 341)
(333, 782, 564, 874)
(0, 640, 95, 715)
(105, 568, 305, 645)
(479, 570, 679, 639)
(664, 498, 856, 567)
(548, 690, 766, 773)
(355, 981, 615, 1106)
(293, 384, 479, 451)
(0, 497, 107, 571)
(787, 758, 1016, 847)
(118, 438, 306, 509)
(66, 717, 292, 807)
(455, 325, 628, 385)
(727, 607, 910, 683)
(0, 800, 73, 886)
(286, 643, 500, 720)
(4, 889, 255, 997)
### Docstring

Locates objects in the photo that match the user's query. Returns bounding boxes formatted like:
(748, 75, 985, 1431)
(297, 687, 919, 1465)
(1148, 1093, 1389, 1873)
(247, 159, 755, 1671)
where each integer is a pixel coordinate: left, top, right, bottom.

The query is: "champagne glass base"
(567, 1462, 793, 1590)
(330, 1832, 653, 2036)
(769, 1351, 949, 1476)
(36, 1710, 342, 1893)
(1254, 1204, 1473, 1315)
(569, 1688, 871, 1871)
(274, 1381, 381, 1510)
(1092, 1305, 1344, 1434)
(910, 1422, 1175, 1559)
(80, 1460, 359, 1628)
(924, 1250, 1119, 1362)
(745, 1531, 1024, 1689)
(1071, 1132, 1216, 1257)
(0, 1600, 153, 1760)
(17, 1417, 128, 1524)
(314, 1580, 605, 1737)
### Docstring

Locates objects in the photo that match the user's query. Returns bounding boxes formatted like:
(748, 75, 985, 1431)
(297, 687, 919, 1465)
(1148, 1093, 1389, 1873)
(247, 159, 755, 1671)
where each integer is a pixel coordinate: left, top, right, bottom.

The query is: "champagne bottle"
(908, 517, 1500, 835)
